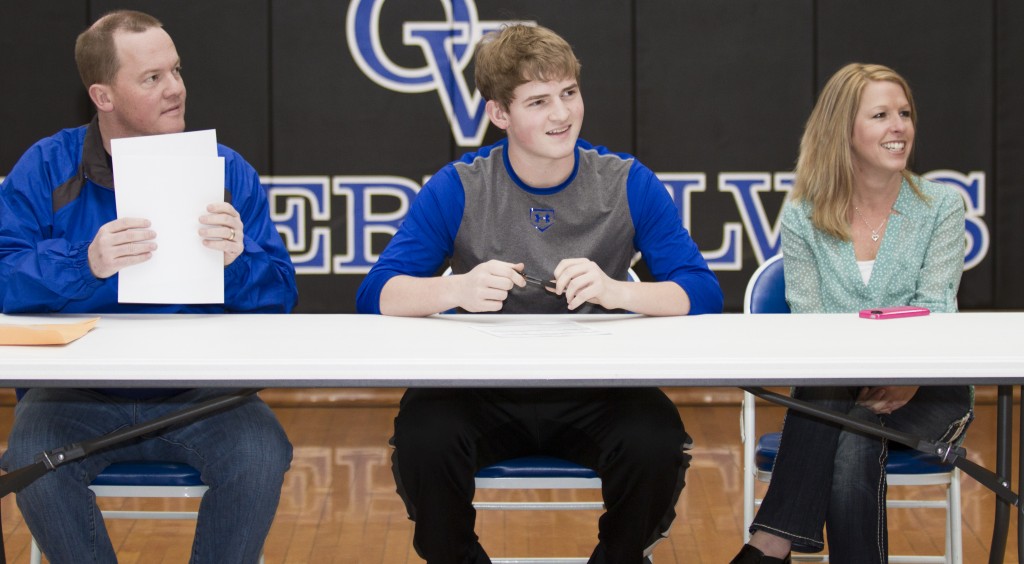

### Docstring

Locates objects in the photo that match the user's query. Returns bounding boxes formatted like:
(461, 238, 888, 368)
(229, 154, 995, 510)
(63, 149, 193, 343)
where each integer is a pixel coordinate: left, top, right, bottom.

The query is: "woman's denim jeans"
(750, 385, 973, 564)
(1, 387, 292, 564)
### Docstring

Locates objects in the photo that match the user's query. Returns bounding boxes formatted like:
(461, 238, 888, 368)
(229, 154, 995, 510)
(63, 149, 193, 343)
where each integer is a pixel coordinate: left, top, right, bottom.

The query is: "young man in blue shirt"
(357, 24, 722, 564)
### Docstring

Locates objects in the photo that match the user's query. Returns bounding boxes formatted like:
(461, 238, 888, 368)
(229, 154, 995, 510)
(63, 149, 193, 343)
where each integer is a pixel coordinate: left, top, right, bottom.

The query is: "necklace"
(854, 206, 890, 242)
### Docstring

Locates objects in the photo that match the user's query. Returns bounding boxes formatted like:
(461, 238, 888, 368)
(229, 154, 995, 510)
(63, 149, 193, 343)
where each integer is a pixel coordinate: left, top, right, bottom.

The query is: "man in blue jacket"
(0, 10, 296, 563)
(357, 24, 722, 564)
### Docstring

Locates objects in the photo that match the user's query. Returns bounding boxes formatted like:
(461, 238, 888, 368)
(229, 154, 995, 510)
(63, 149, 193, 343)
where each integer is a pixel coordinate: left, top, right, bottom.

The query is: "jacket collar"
(82, 115, 115, 189)
(891, 175, 927, 219)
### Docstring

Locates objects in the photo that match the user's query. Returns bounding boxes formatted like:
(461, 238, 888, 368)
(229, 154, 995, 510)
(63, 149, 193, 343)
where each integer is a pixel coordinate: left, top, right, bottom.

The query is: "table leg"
(1018, 385, 1023, 563)
(990, 386, 1012, 563)
(0, 498, 6, 564)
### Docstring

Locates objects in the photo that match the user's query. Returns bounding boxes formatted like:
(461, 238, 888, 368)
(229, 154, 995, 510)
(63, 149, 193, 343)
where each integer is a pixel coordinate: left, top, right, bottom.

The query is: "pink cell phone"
(859, 306, 931, 319)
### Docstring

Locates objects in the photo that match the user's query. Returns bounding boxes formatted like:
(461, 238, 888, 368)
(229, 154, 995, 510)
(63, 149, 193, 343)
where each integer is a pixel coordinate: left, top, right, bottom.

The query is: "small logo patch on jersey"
(530, 208, 555, 232)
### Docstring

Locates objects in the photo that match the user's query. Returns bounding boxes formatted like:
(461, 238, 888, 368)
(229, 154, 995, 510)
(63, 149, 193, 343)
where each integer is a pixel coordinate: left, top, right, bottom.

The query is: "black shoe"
(729, 543, 792, 564)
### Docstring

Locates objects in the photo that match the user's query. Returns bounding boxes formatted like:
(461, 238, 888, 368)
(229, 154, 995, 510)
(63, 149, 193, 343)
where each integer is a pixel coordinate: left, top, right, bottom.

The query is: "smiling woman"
(732, 63, 972, 564)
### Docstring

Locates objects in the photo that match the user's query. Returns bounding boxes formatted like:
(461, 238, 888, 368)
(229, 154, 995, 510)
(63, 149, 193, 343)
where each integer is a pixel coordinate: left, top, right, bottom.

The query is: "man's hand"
(551, 258, 621, 310)
(199, 202, 244, 266)
(88, 218, 157, 279)
(857, 386, 919, 415)
(454, 260, 527, 312)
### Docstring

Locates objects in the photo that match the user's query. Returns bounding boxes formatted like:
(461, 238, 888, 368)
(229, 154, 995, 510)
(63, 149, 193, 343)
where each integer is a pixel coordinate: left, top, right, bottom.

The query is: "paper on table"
(112, 130, 224, 304)
(0, 317, 99, 345)
(471, 321, 610, 338)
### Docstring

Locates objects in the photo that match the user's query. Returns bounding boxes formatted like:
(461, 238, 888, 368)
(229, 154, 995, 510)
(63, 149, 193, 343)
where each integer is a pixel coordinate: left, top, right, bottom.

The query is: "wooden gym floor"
(0, 387, 1018, 563)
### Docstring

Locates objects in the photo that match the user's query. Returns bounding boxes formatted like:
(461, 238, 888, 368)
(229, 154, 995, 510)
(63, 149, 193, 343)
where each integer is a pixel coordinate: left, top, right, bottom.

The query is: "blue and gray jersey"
(357, 138, 722, 315)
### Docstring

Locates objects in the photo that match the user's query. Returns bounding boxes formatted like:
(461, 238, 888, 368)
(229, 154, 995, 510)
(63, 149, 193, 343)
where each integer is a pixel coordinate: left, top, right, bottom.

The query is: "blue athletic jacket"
(0, 117, 297, 315)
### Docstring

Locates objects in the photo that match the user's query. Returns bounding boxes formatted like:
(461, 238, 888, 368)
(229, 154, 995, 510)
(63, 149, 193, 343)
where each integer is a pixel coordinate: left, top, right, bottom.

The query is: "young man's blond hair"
(474, 24, 581, 110)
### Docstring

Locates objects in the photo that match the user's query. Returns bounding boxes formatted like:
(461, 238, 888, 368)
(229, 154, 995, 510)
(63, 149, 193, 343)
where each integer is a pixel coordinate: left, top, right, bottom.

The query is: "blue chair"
(14, 387, 265, 563)
(740, 253, 962, 563)
(439, 266, 647, 563)
(29, 461, 266, 564)
(473, 457, 605, 564)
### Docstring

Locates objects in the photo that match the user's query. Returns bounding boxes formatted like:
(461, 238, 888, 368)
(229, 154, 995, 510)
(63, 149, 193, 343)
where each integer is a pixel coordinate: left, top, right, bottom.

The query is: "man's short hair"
(474, 24, 581, 110)
(75, 10, 164, 89)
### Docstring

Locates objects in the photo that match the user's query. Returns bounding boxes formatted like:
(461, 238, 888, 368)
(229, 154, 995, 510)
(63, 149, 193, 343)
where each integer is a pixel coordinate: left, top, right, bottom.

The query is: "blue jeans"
(0, 388, 292, 564)
(750, 385, 973, 564)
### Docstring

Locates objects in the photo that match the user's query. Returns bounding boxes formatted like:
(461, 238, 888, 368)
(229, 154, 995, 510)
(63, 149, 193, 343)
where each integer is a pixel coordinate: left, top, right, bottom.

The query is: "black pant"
(392, 387, 691, 564)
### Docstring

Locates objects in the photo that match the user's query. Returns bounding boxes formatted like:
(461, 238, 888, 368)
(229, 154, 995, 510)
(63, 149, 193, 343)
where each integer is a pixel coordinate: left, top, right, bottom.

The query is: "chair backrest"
(740, 255, 787, 541)
(743, 254, 789, 314)
(15, 390, 263, 564)
(29, 462, 221, 564)
(474, 456, 603, 564)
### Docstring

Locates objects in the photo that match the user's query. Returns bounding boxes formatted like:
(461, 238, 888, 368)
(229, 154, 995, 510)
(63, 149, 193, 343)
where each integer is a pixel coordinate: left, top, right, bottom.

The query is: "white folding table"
(2, 311, 1022, 562)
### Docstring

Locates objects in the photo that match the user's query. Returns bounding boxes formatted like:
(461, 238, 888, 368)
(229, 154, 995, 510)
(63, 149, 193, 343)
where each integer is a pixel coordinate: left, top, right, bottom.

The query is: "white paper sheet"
(111, 129, 217, 158)
(112, 131, 225, 304)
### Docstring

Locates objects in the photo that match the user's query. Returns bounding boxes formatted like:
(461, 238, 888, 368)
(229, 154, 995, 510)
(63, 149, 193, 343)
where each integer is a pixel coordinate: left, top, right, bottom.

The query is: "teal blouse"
(781, 176, 966, 314)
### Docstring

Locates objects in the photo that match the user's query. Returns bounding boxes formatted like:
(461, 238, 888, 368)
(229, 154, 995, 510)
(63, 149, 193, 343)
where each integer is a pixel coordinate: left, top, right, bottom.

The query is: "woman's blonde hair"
(474, 24, 581, 110)
(792, 63, 922, 240)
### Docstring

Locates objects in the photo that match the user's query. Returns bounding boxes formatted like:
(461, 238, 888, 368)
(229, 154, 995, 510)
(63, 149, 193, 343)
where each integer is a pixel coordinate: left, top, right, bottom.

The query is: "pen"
(523, 274, 545, 286)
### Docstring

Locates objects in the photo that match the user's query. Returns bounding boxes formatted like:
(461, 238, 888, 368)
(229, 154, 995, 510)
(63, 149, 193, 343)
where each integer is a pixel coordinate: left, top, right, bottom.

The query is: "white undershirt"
(857, 260, 875, 284)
